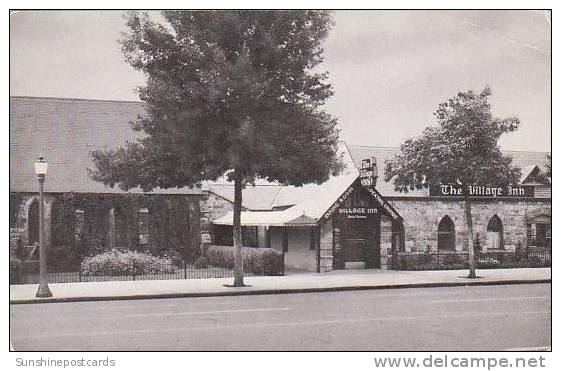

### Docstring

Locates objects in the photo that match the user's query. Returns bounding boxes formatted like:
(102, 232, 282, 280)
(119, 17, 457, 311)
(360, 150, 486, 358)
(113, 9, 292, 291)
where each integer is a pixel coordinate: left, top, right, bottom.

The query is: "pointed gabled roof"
(211, 143, 360, 226)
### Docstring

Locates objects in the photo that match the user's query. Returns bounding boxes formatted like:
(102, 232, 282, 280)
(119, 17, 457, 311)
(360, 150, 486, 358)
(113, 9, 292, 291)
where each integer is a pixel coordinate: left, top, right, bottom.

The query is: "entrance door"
(343, 218, 367, 266)
(338, 215, 380, 269)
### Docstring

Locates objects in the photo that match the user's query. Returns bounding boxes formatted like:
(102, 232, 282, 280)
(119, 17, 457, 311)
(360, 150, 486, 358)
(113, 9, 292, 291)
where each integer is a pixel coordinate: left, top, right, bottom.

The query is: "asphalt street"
(10, 283, 550, 351)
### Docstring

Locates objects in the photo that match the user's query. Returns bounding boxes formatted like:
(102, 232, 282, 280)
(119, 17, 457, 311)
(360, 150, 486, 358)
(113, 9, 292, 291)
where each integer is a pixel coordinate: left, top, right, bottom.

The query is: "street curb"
(9, 278, 551, 305)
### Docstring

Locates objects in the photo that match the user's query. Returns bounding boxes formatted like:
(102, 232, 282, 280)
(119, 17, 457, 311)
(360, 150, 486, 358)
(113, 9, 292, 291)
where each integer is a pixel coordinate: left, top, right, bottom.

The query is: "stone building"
(10, 96, 551, 273)
(350, 146, 551, 254)
(207, 144, 551, 272)
(10, 97, 202, 261)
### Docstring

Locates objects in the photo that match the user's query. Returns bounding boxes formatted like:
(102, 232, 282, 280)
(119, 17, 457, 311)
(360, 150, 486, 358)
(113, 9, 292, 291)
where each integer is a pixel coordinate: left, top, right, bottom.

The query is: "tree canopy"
(385, 87, 521, 191)
(385, 87, 522, 278)
(91, 10, 342, 191)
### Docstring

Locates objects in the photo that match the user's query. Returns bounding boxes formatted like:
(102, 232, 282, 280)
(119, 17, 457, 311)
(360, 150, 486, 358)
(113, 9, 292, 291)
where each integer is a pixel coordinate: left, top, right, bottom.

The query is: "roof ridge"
(10, 96, 144, 104)
(503, 149, 551, 154)
(210, 183, 283, 187)
(270, 185, 287, 208)
(347, 144, 399, 150)
(348, 144, 550, 155)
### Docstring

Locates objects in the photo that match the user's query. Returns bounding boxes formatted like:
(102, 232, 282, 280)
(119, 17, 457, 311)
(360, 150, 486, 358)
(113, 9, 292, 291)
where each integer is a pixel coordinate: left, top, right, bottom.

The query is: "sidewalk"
(10, 267, 551, 304)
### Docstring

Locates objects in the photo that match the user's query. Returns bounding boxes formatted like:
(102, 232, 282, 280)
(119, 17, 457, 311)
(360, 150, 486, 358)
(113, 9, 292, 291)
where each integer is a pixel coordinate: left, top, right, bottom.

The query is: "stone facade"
(10, 192, 203, 255)
(200, 192, 238, 235)
(318, 220, 334, 272)
(379, 215, 393, 269)
(388, 197, 551, 253)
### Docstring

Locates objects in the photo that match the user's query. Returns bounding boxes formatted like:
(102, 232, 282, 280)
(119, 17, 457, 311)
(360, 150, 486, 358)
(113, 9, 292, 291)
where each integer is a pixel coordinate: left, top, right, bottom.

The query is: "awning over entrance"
(213, 209, 317, 227)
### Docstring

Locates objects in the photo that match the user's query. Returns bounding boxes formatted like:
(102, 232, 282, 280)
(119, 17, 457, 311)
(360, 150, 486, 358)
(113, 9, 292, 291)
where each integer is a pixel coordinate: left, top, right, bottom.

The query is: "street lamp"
(34, 155, 52, 298)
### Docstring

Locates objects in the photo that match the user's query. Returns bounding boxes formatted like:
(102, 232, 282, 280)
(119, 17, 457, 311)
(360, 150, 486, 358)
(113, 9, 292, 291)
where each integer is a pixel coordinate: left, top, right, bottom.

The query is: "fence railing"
(389, 248, 551, 271)
(527, 237, 552, 249)
(13, 257, 266, 285)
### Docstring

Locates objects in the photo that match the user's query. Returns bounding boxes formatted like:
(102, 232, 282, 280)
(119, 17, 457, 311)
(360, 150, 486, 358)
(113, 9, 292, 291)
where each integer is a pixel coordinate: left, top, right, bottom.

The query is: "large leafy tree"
(91, 11, 342, 286)
(385, 87, 521, 278)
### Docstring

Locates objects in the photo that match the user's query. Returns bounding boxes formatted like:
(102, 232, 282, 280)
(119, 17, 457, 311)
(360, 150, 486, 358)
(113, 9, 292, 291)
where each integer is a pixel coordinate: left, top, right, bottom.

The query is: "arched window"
(486, 215, 504, 250)
(437, 216, 455, 251)
(27, 199, 39, 246)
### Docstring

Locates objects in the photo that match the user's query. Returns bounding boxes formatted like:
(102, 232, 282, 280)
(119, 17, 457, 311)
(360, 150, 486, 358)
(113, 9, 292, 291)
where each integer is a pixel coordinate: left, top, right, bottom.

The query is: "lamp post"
(34, 155, 52, 298)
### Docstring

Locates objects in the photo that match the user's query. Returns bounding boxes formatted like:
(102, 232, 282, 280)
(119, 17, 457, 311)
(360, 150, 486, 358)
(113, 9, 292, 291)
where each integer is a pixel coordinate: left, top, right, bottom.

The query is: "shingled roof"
(347, 145, 551, 197)
(11, 96, 549, 202)
(10, 96, 201, 194)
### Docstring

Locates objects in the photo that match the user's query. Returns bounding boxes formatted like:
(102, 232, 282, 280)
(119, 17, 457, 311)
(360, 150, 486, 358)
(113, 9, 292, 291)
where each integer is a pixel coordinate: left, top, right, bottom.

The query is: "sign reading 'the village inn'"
(429, 184, 534, 198)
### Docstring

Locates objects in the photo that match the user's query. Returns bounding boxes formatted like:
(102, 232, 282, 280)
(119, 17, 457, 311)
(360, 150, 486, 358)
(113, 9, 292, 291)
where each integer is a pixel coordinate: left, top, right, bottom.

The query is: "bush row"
(10, 256, 22, 284)
(81, 249, 175, 276)
(394, 252, 551, 271)
(206, 246, 284, 276)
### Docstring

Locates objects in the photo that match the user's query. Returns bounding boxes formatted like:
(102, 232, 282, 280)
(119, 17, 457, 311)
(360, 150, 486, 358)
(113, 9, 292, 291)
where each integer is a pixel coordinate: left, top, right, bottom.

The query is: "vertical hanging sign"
(359, 157, 402, 222)
(359, 157, 378, 187)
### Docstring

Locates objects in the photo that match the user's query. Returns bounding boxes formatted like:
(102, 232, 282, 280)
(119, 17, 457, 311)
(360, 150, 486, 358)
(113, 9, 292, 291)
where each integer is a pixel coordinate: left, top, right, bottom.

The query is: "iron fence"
(13, 258, 263, 285)
(390, 248, 551, 271)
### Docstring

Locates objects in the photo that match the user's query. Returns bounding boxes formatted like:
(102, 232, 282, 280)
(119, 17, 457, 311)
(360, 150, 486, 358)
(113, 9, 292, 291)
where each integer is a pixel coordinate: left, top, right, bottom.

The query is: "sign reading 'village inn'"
(429, 184, 534, 198)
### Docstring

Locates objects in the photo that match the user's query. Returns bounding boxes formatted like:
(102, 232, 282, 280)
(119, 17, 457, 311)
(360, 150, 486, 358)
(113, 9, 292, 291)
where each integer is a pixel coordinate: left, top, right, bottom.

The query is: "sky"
(9, 10, 551, 152)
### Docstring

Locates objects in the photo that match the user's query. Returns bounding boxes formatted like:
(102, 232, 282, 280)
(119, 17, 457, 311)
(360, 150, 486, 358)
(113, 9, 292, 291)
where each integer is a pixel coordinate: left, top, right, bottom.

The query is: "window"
(242, 227, 258, 247)
(486, 215, 504, 250)
(310, 227, 316, 250)
(266, 227, 271, 248)
(437, 216, 455, 251)
(527, 214, 551, 248)
(138, 208, 150, 246)
(282, 227, 288, 252)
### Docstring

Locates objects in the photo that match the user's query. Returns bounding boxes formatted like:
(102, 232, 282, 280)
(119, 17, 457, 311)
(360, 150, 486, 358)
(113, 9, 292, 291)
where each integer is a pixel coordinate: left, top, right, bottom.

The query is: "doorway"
(342, 217, 367, 267)
(336, 213, 380, 269)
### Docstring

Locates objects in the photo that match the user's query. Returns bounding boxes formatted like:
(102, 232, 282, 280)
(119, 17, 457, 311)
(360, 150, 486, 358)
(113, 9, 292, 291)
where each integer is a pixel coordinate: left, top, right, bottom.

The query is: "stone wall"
(388, 198, 551, 252)
(11, 192, 203, 255)
(379, 215, 393, 269)
(200, 192, 237, 238)
(318, 220, 333, 272)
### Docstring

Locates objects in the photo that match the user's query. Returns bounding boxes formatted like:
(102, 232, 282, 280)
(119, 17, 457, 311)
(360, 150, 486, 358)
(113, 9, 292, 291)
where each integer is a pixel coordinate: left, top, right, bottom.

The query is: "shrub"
(10, 237, 24, 260)
(10, 256, 22, 284)
(194, 256, 209, 268)
(514, 239, 525, 263)
(474, 234, 481, 254)
(206, 246, 284, 275)
(477, 257, 500, 269)
(48, 246, 81, 272)
(81, 249, 175, 276)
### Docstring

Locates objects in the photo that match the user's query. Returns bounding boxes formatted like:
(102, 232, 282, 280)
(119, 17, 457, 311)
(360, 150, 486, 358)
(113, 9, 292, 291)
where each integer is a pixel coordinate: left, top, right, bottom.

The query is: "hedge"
(206, 246, 284, 276)
(81, 249, 175, 276)
(9, 256, 22, 284)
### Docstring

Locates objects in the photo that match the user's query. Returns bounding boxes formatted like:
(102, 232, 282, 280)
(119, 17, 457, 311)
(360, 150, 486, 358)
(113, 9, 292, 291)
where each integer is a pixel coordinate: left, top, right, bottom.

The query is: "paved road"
(10, 283, 550, 351)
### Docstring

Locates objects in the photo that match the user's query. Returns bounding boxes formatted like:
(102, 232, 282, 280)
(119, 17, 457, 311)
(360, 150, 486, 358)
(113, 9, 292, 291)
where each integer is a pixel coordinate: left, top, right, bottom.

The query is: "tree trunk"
(233, 172, 245, 287)
(464, 191, 477, 278)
